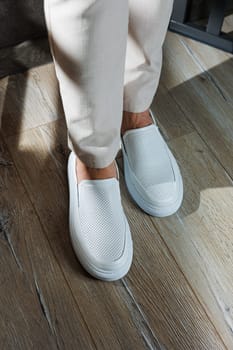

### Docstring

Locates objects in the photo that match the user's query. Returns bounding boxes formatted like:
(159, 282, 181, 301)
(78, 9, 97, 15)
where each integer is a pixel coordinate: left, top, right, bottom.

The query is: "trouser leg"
(123, 0, 174, 112)
(44, 0, 129, 168)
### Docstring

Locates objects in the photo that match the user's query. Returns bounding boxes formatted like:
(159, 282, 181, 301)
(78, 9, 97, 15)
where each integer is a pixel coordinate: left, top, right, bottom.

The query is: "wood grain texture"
(1, 26, 233, 349)
(147, 131, 233, 349)
(161, 32, 233, 179)
(5, 119, 158, 350)
(0, 63, 63, 137)
(5, 118, 226, 350)
(151, 82, 194, 142)
(0, 138, 94, 349)
(117, 159, 226, 350)
(178, 36, 233, 107)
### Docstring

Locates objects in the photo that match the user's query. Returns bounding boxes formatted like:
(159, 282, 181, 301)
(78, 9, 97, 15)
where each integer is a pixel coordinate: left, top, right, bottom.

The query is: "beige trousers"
(44, 0, 173, 168)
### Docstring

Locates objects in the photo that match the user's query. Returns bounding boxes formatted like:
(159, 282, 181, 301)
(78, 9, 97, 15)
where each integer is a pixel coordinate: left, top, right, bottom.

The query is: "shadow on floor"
(0, 26, 233, 349)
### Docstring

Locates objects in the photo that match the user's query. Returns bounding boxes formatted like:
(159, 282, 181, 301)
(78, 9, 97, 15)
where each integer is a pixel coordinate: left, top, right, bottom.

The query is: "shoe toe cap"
(146, 181, 178, 205)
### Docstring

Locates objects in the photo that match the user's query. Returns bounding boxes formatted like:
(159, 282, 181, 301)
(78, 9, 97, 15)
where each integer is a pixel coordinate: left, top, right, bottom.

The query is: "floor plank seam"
(32, 69, 57, 117)
(1, 137, 67, 347)
(121, 278, 166, 350)
(3, 134, 99, 349)
(0, 212, 24, 271)
(166, 88, 233, 184)
(178, 37, 228, 102)
(203, 267, 233, 338)
(118, 160, 225, 347)
(33, 275, 54, 333)
(1, 134, 96, 349)
(148, 216, 228, 350)
(33, 275, 62, 350)
(1, 133, 65, 271)
(163, 86, 196, 140)
(2, 116, 63, 139)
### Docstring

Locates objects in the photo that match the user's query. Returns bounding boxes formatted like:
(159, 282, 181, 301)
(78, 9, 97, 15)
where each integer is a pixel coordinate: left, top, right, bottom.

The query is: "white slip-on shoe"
(121, 108, 183, 217)
(67, 151, 133, 281)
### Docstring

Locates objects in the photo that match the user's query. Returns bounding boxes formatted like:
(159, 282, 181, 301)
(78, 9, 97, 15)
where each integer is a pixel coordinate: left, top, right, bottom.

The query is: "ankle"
(121, 109, 153, 136)
(76, 157, 118, 183)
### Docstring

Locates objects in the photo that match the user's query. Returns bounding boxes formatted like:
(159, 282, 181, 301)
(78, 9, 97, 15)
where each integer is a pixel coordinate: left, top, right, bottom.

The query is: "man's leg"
(120, 0, 183, 218)
(121, 0, 173, 134)
(43, 0, 133, 281)
(44, 0, 129, 171)
(124, 0, 173, 112)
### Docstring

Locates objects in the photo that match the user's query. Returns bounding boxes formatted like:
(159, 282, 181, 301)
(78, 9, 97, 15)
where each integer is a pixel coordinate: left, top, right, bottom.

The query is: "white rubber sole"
(67, 151, 133, 281)
(121, 142, 183, 217)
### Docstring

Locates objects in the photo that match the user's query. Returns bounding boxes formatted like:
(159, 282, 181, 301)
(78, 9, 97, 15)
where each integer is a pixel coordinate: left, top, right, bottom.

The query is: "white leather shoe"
(67, 151, 133, 281)
(121, 109, 183, 217)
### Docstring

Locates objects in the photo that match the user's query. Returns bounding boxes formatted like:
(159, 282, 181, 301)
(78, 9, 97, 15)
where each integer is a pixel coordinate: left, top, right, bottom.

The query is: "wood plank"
(0, 76, 8, 130)
(0, 63, 63, 137)
(161, 32, 233, 178)
(145, 131, 233, 349)
(151, 81, 194, 142)
(0, 211, 56, 349)
(5, 118, 160, 350)
(6, 118, 226, 349)
(0, 137, 95, 349)
(178, 36, 233, 105)
(2, 28, 233, 349)
(117, 152, 226, 350)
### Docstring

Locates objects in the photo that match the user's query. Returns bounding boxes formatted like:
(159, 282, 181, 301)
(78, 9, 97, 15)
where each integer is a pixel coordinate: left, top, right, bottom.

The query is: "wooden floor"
(0, 28, 233, 350)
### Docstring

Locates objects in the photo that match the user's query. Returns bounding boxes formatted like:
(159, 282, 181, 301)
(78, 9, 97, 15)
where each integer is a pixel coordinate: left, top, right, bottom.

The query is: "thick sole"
(67, 151, 133, 281)
(121, 139, 183, 218)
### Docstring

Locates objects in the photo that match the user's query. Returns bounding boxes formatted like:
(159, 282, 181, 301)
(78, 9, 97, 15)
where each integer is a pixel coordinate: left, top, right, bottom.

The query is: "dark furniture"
(0, 0, 46, 49)
(170, 0, 233, 53)
(0, 0, 233, 78)
(1, 0, 233, 51)
(0, 1, 50, 78)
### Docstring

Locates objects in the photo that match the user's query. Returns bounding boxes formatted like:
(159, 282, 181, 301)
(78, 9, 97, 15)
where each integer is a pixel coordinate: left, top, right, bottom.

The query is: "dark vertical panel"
(0, 0, 47, 49)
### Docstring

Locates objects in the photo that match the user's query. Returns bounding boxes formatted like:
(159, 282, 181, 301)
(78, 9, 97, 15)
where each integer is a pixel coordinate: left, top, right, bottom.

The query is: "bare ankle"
(121, 109, 153, 136)
(76, 157, 117, 183)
